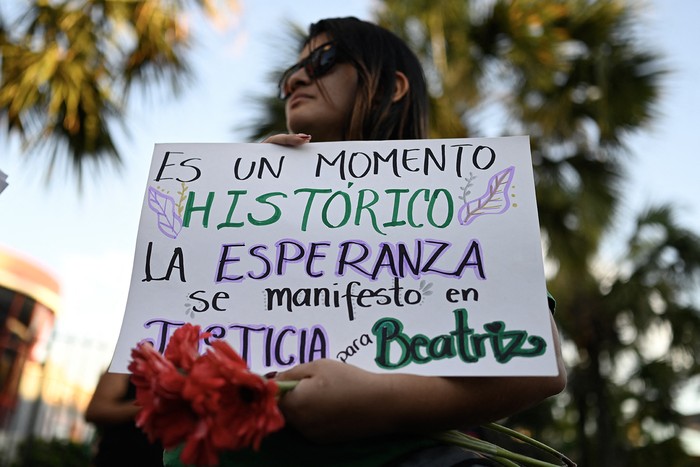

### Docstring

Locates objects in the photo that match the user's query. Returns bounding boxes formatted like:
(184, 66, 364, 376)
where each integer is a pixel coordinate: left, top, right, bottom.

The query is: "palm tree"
(378, 1, 700, 465)
(0, 0, 232, 184)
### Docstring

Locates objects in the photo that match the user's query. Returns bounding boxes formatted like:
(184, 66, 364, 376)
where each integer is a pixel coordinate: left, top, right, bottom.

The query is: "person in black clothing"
(85, 372, 163, 467)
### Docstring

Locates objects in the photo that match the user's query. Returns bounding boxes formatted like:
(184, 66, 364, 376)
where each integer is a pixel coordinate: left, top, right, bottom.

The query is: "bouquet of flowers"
(129, 324, 575, 467)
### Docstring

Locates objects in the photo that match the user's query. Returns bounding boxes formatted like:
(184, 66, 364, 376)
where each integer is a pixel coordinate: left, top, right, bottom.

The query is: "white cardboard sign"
(111, 137, 558, 376)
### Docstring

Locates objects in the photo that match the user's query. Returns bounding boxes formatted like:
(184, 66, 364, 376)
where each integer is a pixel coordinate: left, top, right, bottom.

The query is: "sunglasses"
(278, 41, 342, 100)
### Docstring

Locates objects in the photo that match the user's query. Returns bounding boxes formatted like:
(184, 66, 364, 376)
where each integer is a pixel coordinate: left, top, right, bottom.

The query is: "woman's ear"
(392, 71, 410, 102)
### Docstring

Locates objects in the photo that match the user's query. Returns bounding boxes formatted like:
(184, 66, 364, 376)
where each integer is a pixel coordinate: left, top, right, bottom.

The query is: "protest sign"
(110, 137, 558, 376)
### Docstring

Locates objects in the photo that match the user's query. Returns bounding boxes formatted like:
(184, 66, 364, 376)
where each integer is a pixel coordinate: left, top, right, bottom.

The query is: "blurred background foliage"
(10, 438, 91, 467)
(0, 0, 232, 185)
(373, 2, 700, 466)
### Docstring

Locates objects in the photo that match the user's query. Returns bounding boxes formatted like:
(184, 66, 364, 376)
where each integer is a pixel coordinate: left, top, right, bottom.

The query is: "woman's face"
(284, 34, 359, 142)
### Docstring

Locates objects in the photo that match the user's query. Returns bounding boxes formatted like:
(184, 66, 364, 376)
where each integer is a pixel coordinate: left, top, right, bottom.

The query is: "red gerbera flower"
(129, 342, 198, 448)
(187, 341, 285, 452)
(179, 416, 220, 466)
(164, 323, 209, 372)
(129, 323, 285, 466)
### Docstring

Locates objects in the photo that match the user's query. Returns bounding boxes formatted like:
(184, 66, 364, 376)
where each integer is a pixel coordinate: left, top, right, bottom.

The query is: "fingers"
(263, 133, 311, 146)
(275, 361, 316, 381)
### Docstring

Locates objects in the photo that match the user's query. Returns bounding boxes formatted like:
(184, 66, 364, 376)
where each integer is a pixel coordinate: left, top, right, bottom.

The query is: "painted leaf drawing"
(147, 186, 183, 239)
(458, 166, 515, 226)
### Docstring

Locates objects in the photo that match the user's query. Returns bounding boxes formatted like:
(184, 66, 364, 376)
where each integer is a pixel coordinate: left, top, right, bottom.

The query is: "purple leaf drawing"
(458, 166, 515, 226)
(147, 186, 183, 239)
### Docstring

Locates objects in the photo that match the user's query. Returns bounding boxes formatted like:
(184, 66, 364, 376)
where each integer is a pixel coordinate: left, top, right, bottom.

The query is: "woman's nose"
(286, 66, 311, 96)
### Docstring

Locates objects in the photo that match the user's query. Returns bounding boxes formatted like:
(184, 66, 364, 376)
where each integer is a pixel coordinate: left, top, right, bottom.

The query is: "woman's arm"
(276, 314, 566, 442)
(85, 372, 140, 425)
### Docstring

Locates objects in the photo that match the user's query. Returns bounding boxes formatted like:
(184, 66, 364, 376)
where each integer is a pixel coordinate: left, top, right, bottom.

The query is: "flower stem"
(433, 430, 564, 467)
(275, 380, 299, 395)
(484, 423, 577, 467)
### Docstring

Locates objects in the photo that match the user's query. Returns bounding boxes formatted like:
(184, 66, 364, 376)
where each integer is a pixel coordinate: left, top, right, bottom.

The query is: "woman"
(263, 16, 567, 463)
(268, 18, 426, 146)
(270, 17, 427, 144)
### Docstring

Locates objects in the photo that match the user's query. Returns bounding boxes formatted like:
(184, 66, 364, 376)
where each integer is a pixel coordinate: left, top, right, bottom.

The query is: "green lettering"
(183, 191, 215, 228)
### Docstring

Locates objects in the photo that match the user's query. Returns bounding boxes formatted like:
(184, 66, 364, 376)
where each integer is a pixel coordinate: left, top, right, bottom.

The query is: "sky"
(0, 0, 698, 435)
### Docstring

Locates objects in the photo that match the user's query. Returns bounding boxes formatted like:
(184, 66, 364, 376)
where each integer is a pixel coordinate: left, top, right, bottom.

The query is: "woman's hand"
(276, 359, 394, 442)
(263, 133, 311, 146)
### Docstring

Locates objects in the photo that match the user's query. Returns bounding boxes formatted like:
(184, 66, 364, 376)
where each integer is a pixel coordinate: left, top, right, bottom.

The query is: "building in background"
(0, 247, 58, 420)
(0, 247, 66, 459)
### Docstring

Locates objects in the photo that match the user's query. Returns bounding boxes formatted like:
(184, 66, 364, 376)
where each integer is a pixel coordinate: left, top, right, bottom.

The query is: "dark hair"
(304, 17, 428, 140)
